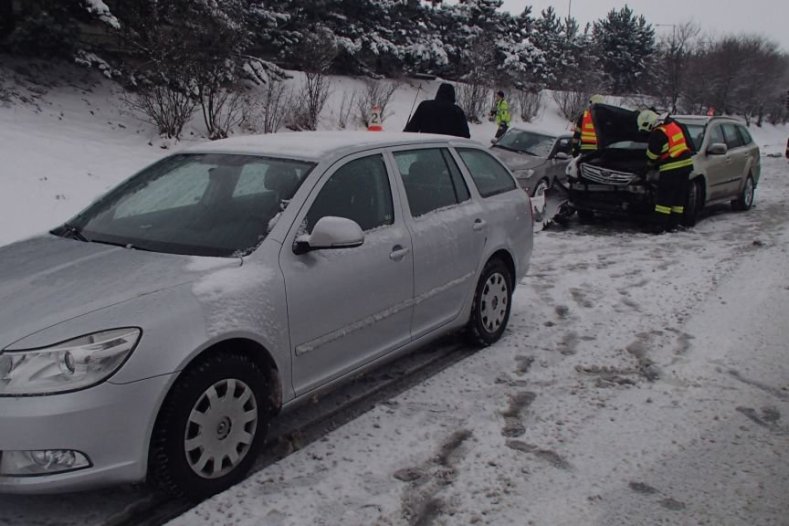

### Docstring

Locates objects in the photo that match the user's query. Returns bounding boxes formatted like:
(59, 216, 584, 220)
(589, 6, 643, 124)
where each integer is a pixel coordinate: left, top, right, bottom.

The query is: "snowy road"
(2, 157, 786, 526)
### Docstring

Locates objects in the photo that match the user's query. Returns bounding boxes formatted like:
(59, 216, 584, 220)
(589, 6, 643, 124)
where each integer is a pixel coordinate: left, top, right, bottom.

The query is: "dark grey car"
(490, 128, 573, 221)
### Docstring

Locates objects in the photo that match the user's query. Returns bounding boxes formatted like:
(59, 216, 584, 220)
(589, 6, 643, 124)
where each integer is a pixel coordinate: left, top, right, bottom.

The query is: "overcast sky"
(499, 0, 789, 52)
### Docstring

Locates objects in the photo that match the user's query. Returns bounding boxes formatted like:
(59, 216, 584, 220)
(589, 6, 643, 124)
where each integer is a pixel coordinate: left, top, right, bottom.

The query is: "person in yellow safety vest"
(571, 94, 605, 156)
(639, 110, 695, 233)
(490, 90, 511, 139)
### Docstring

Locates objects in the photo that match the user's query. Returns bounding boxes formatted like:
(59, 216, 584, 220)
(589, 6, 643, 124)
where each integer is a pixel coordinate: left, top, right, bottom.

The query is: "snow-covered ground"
(1, 63, 788, 526)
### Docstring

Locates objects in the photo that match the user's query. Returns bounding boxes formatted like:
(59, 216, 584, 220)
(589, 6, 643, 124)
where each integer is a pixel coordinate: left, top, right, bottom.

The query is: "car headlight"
(0, 328, 140, 396)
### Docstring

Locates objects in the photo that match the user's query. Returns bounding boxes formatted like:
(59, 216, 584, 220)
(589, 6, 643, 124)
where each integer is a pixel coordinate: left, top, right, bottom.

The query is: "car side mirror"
(553, 152, 571, 160)
(293, 216, 364, 255)
(706, 143, 728, 155)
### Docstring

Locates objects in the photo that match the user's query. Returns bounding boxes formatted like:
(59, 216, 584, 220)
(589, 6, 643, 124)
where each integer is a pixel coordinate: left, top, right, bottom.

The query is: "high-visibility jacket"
(646, 120, 693, 172)
(578, 109, 598, 151)
(494, 99, 511, 127)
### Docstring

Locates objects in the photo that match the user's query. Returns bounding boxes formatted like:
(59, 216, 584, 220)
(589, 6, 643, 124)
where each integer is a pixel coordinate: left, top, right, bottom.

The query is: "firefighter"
(571, 94, 605, 156)
(490, 90, 511, 139)
(638, 110, 694, 233)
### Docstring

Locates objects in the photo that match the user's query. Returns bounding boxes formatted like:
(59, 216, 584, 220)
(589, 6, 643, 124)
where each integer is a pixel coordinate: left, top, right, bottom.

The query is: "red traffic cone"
(368, 104, 383, 131)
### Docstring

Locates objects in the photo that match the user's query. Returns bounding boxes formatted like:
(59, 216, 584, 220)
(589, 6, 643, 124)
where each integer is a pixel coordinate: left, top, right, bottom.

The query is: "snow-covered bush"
(124, 82, 195, 140)
(516, 88, 542, 122)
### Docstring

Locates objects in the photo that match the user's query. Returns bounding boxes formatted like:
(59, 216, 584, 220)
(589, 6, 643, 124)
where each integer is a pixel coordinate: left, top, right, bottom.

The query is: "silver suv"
(0, 132, 532, 497)
(566, 105, 761, 225)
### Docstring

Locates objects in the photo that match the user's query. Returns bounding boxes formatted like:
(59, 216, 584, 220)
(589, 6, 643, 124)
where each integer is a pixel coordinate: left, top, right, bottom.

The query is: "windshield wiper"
(56, 223, 90, 242)
(90, 239, 155, 252)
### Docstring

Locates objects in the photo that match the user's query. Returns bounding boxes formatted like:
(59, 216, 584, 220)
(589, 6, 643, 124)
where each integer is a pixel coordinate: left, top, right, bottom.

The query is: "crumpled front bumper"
(567, 177, 655, 216)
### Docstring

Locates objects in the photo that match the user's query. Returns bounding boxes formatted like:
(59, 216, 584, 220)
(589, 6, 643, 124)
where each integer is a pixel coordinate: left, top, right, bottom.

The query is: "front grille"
(579, 164, 637, 186)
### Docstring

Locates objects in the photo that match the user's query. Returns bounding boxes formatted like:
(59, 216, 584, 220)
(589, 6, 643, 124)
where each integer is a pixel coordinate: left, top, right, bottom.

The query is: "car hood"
(490, 147, 547, 173)
(590, 103, 649, 149)
(0, 235, 239, 349)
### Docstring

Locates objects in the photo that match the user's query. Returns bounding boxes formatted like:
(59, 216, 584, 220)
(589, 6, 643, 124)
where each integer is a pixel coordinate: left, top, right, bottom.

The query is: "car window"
(233, 162, 311, 198)
(305, 154, 393, 233)
(707, 125, 725, 146)
(456, 148, 517, 198)
(393, 148, 469, 218)
(721, 123, 744, 149)
(737, 125, 753, 145)
(114, 161, 210, 218)
(72, 154, 315, 257)
(496, 130, 555, 157)
(682, 124, 705, 151)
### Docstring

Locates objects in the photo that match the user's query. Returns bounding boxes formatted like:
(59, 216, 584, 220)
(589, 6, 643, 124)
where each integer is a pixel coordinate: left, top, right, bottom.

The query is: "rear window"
(456, 149, 516, 197)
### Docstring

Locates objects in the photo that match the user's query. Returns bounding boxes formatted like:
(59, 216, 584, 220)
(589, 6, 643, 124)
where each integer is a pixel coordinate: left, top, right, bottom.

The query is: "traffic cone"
(368, 104, 383, 131)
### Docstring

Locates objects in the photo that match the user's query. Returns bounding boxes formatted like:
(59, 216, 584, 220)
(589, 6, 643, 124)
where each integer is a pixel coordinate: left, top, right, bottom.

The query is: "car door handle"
(473, 218, 487, 231)
(390, 245, 410, 261)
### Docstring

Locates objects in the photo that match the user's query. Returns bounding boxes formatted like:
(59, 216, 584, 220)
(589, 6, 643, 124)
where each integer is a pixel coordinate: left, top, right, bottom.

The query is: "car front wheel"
(467, 258, 513, 346)
(148, 352, 270, 499)
(732, 175, 755, 211)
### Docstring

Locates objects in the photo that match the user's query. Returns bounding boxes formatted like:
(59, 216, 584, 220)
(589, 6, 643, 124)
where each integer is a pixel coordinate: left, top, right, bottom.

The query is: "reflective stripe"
(646, 150, 659, 160)
(580, 110, 598, 150)
(657, 122, 691, 163)
(671, 206, 685, 214)
(655, 204, 672, 215)
(659, 157, 694, 171)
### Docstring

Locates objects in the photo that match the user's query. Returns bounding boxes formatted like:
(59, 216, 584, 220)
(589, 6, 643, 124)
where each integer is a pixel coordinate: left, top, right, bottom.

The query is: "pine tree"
(592, 6, 655, 94)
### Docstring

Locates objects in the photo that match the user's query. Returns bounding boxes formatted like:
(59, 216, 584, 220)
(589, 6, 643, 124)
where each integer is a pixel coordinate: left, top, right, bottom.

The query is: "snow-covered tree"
(592, 6, 655, 94)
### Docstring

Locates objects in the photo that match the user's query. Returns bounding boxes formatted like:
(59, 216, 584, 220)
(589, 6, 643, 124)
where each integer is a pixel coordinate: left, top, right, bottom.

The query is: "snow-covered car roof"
(183, 131, 479, 162)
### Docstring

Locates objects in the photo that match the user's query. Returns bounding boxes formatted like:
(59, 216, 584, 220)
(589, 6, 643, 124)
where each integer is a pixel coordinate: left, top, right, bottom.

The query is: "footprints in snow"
(628, 481, 687, 512)
(394, 429, 473, 526)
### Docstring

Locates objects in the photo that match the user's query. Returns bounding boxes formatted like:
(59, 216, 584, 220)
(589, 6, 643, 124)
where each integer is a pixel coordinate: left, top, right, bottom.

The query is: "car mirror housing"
(293, 216, 364, 255)
(706, 142, 728, 155)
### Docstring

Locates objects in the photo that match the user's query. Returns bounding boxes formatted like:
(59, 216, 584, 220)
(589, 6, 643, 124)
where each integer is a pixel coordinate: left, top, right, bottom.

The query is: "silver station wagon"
(0, 132, 533, 497)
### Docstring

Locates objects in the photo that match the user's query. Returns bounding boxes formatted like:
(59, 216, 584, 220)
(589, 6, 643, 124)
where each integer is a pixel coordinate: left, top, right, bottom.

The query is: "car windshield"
(58, 153, 315, 257)
(495, 130, 556, 157)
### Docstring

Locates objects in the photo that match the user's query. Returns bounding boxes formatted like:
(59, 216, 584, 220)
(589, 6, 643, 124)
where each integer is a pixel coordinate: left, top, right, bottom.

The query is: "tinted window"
(721, 123, 744, 149)
(393, 148, 469, 217)
(305, 155, 393, 232)
(737, 126, 753, 145)
(457, 148, 517, 197)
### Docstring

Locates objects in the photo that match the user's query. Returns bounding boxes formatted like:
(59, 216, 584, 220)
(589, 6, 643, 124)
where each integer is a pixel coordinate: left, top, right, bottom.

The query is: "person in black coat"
(403, 83, 470, 138)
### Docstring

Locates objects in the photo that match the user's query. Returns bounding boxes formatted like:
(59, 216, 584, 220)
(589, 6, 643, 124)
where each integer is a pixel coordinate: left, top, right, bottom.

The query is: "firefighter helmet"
(637, 110, 659, 132)
(589, 94, 605, 105)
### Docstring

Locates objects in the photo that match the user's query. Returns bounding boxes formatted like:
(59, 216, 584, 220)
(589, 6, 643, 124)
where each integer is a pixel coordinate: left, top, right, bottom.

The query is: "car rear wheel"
(681, 178, 703, 227)
(732, 175, 754, 211)
(530, 178, 550, 223)
(148, 352, 270, 499)
(466, 258, 513, 346)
